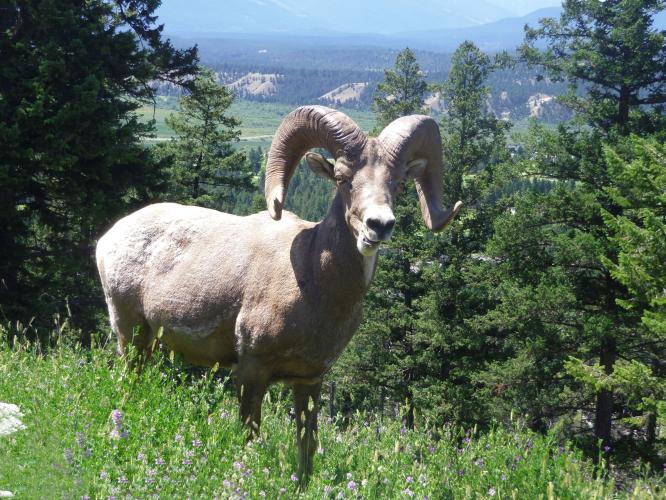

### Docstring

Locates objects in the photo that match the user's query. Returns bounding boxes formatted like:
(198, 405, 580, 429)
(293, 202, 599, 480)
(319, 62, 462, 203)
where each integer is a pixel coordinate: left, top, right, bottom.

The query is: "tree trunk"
(593, 335, 616, 464)
(618, 86, 630, 129)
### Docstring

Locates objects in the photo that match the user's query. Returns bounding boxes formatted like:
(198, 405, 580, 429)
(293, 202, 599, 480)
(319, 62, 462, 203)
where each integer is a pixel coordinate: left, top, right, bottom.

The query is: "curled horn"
(378, 115, 462, 232)
(265, 105, 367, 220)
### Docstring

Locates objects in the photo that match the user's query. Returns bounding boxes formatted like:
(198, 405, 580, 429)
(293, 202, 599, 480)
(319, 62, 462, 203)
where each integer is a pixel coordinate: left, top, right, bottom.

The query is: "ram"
(96, 105, 461, 479)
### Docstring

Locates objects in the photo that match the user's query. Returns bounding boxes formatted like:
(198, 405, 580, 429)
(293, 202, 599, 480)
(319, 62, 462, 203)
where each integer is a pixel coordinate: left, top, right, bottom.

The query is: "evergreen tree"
(159, 67, 251, 210)
(335, 48, 429, 427)
(0, 0, 197, 335)
(372, 48, 428, 131)
(335, 43, 509, 428)
(487, 0, 666, 462)
(521, 0, 666, 133)
(600, 137, 666, 466)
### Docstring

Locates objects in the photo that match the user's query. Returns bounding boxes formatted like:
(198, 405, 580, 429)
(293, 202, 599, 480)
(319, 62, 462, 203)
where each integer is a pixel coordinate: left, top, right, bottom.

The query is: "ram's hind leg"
(107, 301, 154, 367)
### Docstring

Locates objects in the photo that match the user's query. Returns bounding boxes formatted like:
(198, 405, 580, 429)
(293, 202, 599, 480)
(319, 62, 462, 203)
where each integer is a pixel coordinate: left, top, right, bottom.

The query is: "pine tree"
(158, 67, 251, 210)
(334, 48, 429, 427)
(600, 137, 666, 466)
(0, 0, 197, 335)
(521, 0, 666, 133)
(490, 0, 666, 461)
(372, 48, 428, 131)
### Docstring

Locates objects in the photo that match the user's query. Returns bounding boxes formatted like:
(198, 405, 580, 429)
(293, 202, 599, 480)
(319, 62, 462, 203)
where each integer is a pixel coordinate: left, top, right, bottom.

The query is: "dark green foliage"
(0, 0, 197, 335)
(335, 43, 510, 429)
(521, 0, 666, 133)
(601, 137, 666, 465)
(372, 48, 428, 131)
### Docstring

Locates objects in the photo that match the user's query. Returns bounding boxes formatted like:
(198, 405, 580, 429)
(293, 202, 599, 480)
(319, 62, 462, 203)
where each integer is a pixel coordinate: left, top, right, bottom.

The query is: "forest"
(1, 0, 665, 497)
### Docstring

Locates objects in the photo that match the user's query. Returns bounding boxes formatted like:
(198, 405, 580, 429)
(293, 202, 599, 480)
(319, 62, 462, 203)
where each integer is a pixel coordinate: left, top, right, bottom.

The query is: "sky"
(489, 1, 563, 16)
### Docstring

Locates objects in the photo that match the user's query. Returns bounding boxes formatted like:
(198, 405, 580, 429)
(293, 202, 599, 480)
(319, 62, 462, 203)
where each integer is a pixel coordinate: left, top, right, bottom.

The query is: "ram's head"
(266, 106, 462, 256)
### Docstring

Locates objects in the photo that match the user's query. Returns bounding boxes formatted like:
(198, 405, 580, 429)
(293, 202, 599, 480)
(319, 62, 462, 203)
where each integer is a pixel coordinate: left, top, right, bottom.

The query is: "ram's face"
(306, 140, 426, 256)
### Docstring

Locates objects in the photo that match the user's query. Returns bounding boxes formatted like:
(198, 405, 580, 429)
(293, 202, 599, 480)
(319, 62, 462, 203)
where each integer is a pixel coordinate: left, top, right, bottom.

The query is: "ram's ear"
(406, 158, 427, 179)
(305, 152, 336, 181)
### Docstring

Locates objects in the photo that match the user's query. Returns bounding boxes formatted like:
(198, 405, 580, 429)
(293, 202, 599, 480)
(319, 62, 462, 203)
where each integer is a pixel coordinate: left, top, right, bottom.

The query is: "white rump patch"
(0, 402, 26, 437)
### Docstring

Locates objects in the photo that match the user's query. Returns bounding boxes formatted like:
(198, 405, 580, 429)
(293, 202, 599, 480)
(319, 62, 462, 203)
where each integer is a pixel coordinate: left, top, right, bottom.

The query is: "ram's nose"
(364, 208, 396, 241)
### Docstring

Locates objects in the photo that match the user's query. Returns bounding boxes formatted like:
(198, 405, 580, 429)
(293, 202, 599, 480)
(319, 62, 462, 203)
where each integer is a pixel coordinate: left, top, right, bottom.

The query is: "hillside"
(2, 334, 656, 498)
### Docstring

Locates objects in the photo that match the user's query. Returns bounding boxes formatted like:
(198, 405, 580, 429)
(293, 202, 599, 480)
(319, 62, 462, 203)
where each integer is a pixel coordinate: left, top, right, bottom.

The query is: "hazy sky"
(483, 1, 563, 16)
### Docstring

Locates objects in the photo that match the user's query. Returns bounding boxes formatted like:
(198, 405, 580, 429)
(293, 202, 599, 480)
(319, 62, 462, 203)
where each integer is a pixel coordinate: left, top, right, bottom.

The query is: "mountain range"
(157, 0, 563, 36)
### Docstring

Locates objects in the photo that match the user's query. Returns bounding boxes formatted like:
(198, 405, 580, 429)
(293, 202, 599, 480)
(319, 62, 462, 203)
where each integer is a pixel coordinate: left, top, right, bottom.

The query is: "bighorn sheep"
(96, 105, 461, 480)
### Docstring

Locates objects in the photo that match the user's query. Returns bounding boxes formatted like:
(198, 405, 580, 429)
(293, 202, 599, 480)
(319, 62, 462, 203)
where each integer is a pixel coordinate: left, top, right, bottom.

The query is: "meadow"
(1, 327, 662, 499)
(138, 98, 376, 150)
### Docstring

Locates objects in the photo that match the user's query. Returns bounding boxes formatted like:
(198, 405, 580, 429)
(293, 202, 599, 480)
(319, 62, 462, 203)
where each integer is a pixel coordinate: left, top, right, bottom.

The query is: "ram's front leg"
(293, 381, 322, 483)
(234, 359, 269, 441)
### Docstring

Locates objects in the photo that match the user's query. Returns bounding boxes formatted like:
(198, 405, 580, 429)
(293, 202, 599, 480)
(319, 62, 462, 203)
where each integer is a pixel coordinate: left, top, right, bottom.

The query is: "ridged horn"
(378, 115, 462, 232)
(265, 105, 367, 220)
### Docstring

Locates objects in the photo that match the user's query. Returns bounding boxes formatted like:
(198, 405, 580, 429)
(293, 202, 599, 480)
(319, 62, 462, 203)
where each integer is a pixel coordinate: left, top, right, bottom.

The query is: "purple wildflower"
(76, 432, 86, 448)
(174, 434, 184, 443)
(603, 445, 611, 453)
(64, 448, 74, 465)
(400, 427, 407, 436)
(347, 480, 357, 490)
(220, 409, 229, 419)
(346, 472, 353, 480)
(557, 446, 565, 454)
(118, 475, 128, 484)
(192, 439, 203, 447)
(514, 455, 523, 462)
(458, 469, 465, 477)
(182, 458, 191, 465)
(137, 452, 146, 461)
(475, 458, 485, 469)
(401, 488, 414, 497)
(100, 471, 109, 479)
(428, 445, 436, 454)
(501, 474, 507, 481)
(233, 461, 243, 470)
(184, 450, 194, 458)
(81, 496, 90, 500)
(111, 410, 122, 429)
(291, 473, 299, 482)
(262, 467, 270, 476)
(155, 457, 165, 465)
(223, 480, 231, 488)
(406, 475, 413, 483)
(324, 485, 332, 495)
(147, 469, 157, 477)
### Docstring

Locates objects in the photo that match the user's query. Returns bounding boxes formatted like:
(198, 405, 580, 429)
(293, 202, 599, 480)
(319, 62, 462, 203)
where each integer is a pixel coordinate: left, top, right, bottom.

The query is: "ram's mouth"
(357, 233, 382, 256)
(362, 235, 381, 248)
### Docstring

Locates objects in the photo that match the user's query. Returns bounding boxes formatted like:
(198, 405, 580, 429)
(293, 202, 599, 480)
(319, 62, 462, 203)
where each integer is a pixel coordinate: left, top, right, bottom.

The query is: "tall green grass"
(0, 327, 662, 498)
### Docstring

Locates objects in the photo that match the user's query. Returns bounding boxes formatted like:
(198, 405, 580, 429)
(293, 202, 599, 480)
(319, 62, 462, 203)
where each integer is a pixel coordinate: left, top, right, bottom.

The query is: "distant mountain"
(399, 7, 564, 52)
(157, 0, 518, 36)
(488, 0, 562, 17)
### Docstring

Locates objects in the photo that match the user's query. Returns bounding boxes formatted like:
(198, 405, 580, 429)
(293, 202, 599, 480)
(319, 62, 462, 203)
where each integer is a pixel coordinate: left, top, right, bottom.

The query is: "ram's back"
(96, 203, 313, 345)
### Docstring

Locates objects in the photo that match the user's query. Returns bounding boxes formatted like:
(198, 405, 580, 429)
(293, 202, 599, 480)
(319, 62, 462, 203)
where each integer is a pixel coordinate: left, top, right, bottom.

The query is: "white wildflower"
(0, 403, 26, 437)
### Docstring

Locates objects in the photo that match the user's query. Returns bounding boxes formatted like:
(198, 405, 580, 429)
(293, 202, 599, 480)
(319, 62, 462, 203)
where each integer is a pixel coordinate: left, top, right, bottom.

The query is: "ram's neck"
(312, 192, 377, 302)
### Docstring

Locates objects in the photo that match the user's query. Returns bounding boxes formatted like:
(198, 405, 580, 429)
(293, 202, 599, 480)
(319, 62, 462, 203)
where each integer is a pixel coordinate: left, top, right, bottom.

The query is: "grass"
(1, 328, 662, 499)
